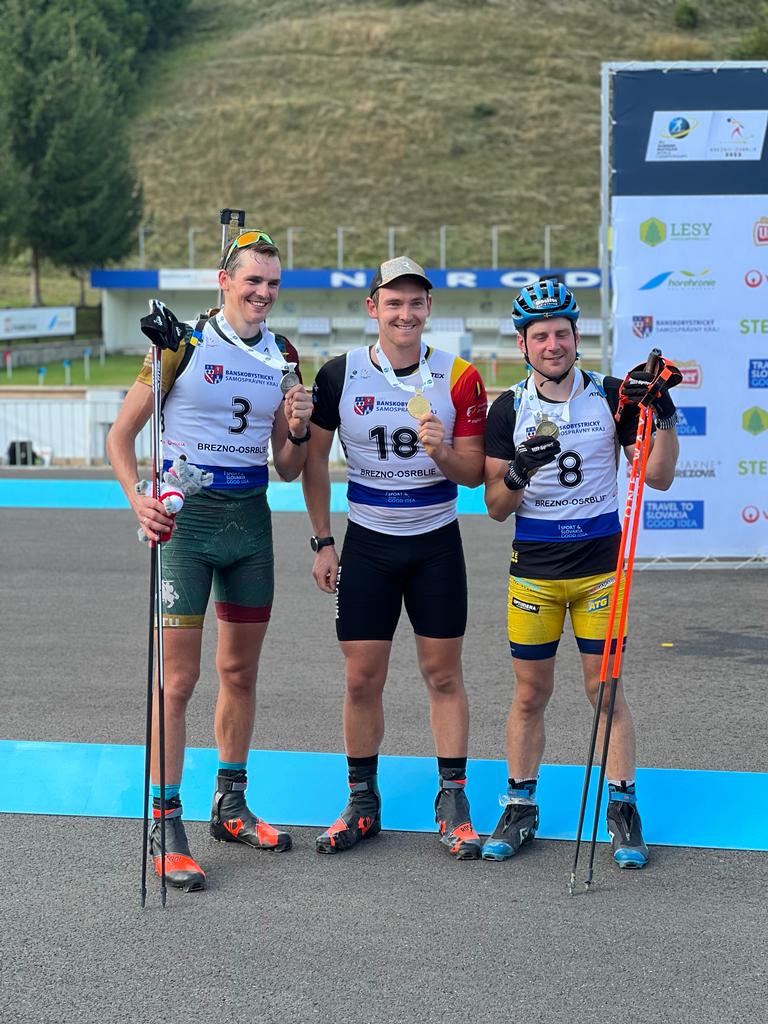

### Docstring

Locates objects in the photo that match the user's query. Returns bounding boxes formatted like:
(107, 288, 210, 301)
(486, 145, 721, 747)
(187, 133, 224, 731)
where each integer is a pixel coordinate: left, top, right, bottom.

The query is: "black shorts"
(336, 520, 467, 642)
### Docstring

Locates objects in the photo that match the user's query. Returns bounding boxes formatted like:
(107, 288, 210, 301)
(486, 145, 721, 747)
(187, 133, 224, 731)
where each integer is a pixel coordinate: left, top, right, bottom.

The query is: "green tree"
(0, 1, 142, 304)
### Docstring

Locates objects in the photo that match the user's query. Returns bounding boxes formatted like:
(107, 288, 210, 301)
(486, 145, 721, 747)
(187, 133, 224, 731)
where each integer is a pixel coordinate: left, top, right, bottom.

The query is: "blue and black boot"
(606, 782, 648, 869)
(482, 779, 539, 861)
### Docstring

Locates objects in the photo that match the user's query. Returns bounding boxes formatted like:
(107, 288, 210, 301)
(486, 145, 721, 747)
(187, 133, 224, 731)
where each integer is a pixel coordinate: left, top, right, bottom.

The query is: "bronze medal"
(535, 417, 560, 439)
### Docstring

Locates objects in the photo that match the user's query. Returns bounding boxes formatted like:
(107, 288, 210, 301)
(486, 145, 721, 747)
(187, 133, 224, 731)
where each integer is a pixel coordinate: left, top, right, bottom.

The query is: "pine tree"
(0, 0, 146, 304)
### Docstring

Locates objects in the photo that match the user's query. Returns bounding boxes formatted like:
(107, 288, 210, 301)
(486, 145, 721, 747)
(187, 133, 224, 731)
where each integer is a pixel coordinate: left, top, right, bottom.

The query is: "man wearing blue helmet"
(482, 278, 680, 869)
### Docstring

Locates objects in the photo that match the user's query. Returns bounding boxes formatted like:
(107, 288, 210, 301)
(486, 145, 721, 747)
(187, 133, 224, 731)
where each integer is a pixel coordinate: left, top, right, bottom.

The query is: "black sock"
(438, 757, 468, 782)
(347, 754, 378, 783)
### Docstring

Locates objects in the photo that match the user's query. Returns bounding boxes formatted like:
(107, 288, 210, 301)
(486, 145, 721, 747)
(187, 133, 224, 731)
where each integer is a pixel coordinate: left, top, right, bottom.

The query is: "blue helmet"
(512, 279, 580, 331)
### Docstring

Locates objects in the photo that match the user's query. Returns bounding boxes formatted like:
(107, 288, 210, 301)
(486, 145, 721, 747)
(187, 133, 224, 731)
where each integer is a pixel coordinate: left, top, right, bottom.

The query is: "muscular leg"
(581, 652, 637, 780)
(151, 627, 203, 786)
(415, 635, 468, 757)
(214, 620, 270, 763)
(339, 640, 391, 756)
(506, 656, 556, 779)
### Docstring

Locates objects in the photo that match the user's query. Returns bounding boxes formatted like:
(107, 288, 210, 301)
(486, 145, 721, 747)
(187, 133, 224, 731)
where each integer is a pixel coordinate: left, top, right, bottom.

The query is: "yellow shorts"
(507, 572, 627, 661)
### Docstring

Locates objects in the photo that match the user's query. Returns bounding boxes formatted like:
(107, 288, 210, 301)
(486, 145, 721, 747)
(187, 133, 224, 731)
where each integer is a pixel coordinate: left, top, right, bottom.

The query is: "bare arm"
(622, 424, 679, 491)
(301, 423, 338, 593)
(418, 415, 485, 487)
(484, 455, 525, 522)
(105, 381, 173, 541)
(271, 384, 313, 481)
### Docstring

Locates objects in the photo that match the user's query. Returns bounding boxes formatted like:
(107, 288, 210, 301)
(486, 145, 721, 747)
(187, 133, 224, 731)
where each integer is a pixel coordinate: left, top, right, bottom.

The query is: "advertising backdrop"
(608, 64, 768, 558)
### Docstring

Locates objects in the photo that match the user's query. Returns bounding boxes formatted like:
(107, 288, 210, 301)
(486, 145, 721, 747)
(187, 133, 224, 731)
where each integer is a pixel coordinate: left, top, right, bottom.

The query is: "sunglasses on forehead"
(222, 229, 276, 268)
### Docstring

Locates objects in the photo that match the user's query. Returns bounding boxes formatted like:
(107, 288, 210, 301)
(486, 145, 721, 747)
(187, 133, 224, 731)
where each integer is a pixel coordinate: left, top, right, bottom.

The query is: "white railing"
(0, 396, 350, 466)
(0, 396, 150, 466)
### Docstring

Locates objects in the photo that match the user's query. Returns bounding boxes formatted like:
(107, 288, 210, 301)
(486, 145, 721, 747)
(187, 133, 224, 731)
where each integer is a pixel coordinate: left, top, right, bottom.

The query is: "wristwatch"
(288, 426, 311, 446)
(310, 535, 335, 552)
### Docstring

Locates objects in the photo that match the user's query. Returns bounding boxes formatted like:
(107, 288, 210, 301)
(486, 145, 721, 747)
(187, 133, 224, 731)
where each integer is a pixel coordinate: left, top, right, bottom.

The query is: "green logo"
(640, 217, 666, 247)
(742, 407, 768, 435)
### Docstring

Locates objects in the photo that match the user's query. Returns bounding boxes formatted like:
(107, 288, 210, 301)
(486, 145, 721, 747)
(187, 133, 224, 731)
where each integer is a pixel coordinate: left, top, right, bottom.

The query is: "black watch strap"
(288, 426, 311, 446)
(310, 535, 335, 552)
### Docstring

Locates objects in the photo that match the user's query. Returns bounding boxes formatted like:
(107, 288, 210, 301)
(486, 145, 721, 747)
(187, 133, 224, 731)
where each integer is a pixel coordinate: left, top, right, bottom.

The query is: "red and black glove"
(619, 357, 682, 429)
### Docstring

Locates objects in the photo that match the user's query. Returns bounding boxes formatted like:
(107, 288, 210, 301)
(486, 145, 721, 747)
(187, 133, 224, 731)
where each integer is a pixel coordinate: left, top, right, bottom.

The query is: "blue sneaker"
(481, 793, 538, 861)
(606, 795, 649, 868)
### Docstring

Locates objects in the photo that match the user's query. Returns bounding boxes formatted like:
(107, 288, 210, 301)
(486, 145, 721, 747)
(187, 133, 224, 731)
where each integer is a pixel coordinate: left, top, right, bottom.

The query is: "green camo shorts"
(160, 488, 273, 629)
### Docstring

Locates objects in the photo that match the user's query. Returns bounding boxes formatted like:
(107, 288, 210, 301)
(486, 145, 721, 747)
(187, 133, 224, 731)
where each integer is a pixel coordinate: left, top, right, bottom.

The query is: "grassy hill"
(0, 0, 758, 306)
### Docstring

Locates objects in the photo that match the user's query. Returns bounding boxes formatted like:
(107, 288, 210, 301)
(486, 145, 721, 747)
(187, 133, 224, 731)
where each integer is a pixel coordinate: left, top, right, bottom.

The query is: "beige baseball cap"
(369, 256, 433, 298)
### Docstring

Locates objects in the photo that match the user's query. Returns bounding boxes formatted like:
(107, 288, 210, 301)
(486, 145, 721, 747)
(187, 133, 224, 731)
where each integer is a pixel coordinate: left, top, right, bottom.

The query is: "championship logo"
(204, 364, 224, 384)
(354, 396, 375, 416)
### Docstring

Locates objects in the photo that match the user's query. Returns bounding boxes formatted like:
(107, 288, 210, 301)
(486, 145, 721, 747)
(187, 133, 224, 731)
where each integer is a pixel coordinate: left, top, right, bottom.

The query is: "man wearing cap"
(302, 256, 488, 858)
(482, 278, 679, 868)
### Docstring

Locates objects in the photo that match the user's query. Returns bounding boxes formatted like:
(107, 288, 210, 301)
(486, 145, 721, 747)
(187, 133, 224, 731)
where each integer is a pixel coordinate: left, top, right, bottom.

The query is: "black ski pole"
(138, 300, 185, 907)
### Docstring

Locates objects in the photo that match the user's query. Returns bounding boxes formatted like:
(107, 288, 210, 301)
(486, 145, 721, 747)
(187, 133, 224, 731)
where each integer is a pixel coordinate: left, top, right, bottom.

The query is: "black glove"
(619, 358, 682, 426)
(504, 435, 561, 491)
(140, 300, 185, 352)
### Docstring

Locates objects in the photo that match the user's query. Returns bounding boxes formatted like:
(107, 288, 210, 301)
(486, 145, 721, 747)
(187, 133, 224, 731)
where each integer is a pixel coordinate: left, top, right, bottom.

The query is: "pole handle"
(219, 208, 246, 227)
(644, 348, 662, 373)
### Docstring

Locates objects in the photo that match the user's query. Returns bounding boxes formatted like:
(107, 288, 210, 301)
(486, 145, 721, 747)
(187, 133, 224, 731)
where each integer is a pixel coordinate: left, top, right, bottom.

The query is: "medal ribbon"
(213, 312, 296, 373)
(525, 369, 581, 426)
(374, 341, 434, 396)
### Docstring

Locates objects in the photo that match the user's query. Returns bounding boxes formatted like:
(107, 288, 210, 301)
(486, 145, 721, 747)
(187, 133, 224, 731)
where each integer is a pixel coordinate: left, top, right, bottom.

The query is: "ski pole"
(582, 405, 653, 891)
(217, 208, 246, 307)
(138, 301, 186, 907)
(568, 349, 660, 895)
(140, 533, 156, 908)
(151, 335, 168, 907)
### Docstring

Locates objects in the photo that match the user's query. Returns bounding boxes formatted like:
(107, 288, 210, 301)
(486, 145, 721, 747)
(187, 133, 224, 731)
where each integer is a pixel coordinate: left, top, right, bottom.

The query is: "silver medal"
(280, 370, 300, 394)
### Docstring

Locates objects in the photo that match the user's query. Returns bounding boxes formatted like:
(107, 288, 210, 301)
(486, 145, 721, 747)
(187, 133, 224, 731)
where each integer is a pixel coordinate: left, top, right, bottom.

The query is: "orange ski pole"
(568, 349, 659, 895)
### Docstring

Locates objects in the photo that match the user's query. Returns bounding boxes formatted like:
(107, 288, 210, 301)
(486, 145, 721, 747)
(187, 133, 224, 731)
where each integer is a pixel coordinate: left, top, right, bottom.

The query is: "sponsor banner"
(611, 67, 768, 555)
(644, 500, 704, 530)
(612, 67, 768, 197)
(1, 307, 76, 341)
(95, 267, 602, 291)
(676, 407, 706, 437)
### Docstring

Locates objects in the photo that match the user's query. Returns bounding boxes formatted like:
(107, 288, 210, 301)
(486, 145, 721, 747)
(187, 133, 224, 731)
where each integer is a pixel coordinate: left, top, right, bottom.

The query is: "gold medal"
(407, 392, 431, 419)
(535, 417, 560, 439)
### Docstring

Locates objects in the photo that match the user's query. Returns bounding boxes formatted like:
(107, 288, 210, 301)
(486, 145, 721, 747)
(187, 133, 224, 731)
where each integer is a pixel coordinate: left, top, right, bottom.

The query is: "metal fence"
(0, 395, 148, 466)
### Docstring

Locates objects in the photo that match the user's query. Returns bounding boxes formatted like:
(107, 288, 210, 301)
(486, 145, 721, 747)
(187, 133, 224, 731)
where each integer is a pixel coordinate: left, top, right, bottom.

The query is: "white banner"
(1, 307, 76, 341)
(612, 194, 768, 557)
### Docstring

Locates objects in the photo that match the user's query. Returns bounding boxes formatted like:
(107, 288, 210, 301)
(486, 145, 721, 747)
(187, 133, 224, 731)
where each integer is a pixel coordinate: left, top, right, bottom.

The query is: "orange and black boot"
(150, 795, 206, 892)
(209, 769, 292, 851)
(434, 776, 482, 860)
(316, 777, 382, 854)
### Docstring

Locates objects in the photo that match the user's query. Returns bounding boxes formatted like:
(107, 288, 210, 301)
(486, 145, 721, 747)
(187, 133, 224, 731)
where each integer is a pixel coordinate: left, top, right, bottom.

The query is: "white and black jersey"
(312, 345, 486, 536)
(486, 371, 640, 579)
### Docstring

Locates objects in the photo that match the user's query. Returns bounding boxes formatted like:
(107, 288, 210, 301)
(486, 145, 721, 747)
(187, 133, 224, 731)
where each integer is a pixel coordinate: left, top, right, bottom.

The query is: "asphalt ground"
(1, 498, 766, 1023)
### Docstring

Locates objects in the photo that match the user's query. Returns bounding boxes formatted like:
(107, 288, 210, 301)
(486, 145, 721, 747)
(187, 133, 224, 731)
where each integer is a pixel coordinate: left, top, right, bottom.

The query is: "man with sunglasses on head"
(482, 278, 680, 868)
(108, 230, 312, 892)
(302, 256, 488, 859)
